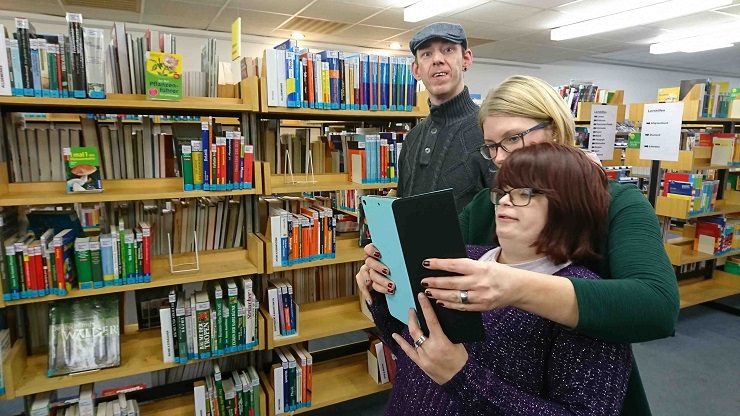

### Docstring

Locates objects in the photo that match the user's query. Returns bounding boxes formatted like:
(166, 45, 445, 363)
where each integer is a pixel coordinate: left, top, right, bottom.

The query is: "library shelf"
(262, 295, 373, 349)
(22, 114, 242, 125)
(257, 77, 428, 121)
(0, 173, 264, 207)
(261, 352, 391, 416)
(265, 173, 398, 195)
(0, 93, 256, 115)
(138, 384, 267, 416)
(259, 233, 364, 274)
(573, 101, 626, 123)
(1, 318, 266, 399)
(3, 242, 263, 307)
(664, 243, 738, 266)
(333, 206, 359, 217)
(624, 147, 738, 171)
(679, 270, 740, 309)
(655, 197, 740, 220)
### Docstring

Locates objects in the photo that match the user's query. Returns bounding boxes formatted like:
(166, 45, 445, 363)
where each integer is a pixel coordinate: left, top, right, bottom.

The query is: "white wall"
(2, 10, 738, 107)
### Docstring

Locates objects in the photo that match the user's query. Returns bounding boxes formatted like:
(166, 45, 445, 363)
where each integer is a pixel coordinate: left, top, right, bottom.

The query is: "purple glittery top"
(368, 245, 632, 416)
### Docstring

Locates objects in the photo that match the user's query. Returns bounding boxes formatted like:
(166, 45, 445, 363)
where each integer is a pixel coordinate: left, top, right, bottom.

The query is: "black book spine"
(67, 14, 87, 96)
(339, 54, 346, 109)
(14, 18, 34, 93)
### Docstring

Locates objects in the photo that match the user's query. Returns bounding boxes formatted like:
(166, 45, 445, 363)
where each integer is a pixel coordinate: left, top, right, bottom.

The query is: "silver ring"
(414, 335, 427, 348)
(364, 278, 370, 284)
(460, 290, 469, 305)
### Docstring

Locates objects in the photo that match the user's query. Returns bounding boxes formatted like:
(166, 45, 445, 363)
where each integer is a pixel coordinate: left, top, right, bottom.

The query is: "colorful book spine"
(202, 121, 211, 190)
(243, 144, 254, 189)
(66, 13, 87, 98)
(192, 140, 204, 191)
(89, 236, 103, 289)
(74, 237, 93, 290)
(139, 222, 151, 282)
(182, 144, 194, 191)
(100, 234, 114, 286)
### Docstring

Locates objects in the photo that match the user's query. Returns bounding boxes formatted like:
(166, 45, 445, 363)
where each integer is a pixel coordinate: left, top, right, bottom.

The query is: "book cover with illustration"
(63, 147, 103, 193)
(145, 52, 183, 101)
(47, 294, 121, 376)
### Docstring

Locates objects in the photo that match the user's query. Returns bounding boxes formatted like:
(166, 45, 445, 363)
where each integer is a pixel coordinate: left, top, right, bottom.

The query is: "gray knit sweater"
(397, 87, 491, 213)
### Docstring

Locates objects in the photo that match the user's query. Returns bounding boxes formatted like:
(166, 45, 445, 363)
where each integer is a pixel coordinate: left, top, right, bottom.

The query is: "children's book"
(145, 51, 183, 101)
(63, 147, 103, 193)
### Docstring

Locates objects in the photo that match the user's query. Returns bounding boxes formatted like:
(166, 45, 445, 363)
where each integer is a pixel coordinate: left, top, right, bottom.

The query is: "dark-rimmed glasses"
(479, 122, 549, 160)
(490, 187, 544, 207)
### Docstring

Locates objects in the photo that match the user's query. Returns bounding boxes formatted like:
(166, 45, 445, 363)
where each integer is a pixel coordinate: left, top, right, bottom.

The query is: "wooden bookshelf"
(266, 172, 397, 194)
(655, 197, 740, 220)
(624, 146, 737, 171)
(1, 318, 266, 399)
(259, 233, 364, 274)
(138, 384, 267, 416)
(257, 77, 427, 120)
(4, 240, 263, 306)
(262, 296, 373, 349)
(679, 270, 740, 309)
(0, 172, 263, 207)
(333, 206, 359, 216)
(261, 352, 391, 416)
(600, 148, 624, 167)
(574, 102, 626, 123)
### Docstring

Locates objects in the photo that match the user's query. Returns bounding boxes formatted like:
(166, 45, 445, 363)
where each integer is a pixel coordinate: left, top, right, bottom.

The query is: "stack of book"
(328, 131, 405, 184)
(268, 261, 362, 305)
(662, 172, 719, 216)
(194, 364, 261, 416)
(268, 202, 336, 268)
(269, 344, 313, 414)
(266, 279, 297, 338)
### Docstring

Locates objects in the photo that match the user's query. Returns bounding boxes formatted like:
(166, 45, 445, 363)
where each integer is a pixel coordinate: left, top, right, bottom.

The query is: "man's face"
(412, 40, 472, 105)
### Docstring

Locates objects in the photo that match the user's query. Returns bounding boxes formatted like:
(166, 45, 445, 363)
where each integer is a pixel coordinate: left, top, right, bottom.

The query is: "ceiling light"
(550, 0, 732, 41)
(390, 42, 402, 50)
(650, 35, 737, 54)
(403, 0, 483, 23)
(291, 32, 304, 40)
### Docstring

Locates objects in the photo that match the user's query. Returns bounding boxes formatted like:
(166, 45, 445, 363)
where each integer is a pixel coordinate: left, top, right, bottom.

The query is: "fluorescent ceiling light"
(403, 0, 482, 23)
(550, 0, 732, 41)
(650, 35, 737, 54)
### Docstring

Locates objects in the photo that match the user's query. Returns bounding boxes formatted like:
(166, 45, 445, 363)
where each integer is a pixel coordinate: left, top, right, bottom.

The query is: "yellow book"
(657, 87, 680, 103)
(191, 140, 204, 190)
(322, 62, 330, 107)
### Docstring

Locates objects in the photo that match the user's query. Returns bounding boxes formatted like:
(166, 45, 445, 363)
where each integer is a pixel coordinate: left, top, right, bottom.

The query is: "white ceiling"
(3, 0, 740, 76)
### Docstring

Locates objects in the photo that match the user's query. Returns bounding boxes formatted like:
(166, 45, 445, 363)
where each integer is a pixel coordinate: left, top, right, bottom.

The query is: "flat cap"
(409, 22, 468, 55)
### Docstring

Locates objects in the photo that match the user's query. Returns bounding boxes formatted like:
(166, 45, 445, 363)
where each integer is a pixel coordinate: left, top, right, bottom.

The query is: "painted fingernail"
(422, 260, 430, 267)
(436, 301, 445, 307)
(366, 300, 373, 306)
(389, 289, 395, 295)
(421, 281, 429, 288)
(382, 268, 389, 275)
(374, 251, 381, 258)
(387, 282, 394, 290)
(425, 290, 433, 298)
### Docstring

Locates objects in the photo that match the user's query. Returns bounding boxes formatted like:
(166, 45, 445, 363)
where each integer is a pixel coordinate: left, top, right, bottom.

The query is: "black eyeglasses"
(490, 187, 544, 207)
(479, 122, 549, 160)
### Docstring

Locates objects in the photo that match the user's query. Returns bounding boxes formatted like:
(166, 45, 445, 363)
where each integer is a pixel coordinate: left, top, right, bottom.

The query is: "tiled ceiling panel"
(360, 8, 424, 30)
(207, 9, 292, 33)
(451, 1, 541, 24)
(335, 24, 405, 40)
(0, 0, 65, 16)
(229, 0, 314, 15)
(300, 0, 384, 24)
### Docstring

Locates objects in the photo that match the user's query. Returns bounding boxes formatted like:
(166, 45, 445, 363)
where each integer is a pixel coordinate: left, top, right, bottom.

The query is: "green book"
(145, 51, 183, 101)
(223, 279, 238, 352)
(181, 145, 194, 191)
(214, 363, 226, 416)
(195, 290, 212, 359)
(627, 132, 641, 149)
(209, 282, 224, 355)
(247, 366, 261, 416)
(89, 236, 103, 289)
(124, 230, 135, 284)
(74, 237, 93, 290)
(63, 147, 103, 193)
(47, 294, 120, 376)
(176, 295, 188, 363)
(4, 238, 19, 299)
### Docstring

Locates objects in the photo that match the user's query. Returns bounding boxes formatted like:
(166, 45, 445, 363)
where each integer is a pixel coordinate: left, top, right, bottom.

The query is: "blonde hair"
(478, 75, 575, 145)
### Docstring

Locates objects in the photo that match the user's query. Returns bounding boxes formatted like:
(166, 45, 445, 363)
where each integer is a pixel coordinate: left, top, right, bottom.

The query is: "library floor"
(308, 295, 740, 416)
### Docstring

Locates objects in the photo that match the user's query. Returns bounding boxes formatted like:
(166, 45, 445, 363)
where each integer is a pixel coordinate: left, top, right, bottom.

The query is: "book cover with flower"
(145, 52, 183, 101)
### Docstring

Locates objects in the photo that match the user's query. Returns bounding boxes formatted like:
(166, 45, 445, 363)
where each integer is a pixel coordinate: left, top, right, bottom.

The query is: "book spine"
(14, 18, 34, 96)
(8, 39, 23, 96)
(90, 238, 103, 289)
(57, 35, 68, 97)
(169, 290, 180, 363)
(231, 136, 240, 191)
(225, 133, 233, 190)
(136, 229, 143, 283)
(192, 140, 204, 190)
(202, 121, 211, 190)
(227, 285, 238, 353)
(159, 307, 174, 363)
(100, 235, 114, 286)
(83, 28, 105, 98)
(239, 136, 245, 190)
(66, 13, 87, 98)
(30, 38, 41, 97)
(4, 243, 18, 300)
(211, 142, 218, 191)
(75, 238, 93, 289)
(214, 365, 226, 416)
(33, 245, 45, 297)
(176, 299, 188, 363)
(196, 301, 211, 359)
(124, 231, 136, 284)
(140, 224, 151, 282)
(243, 144, 253, 188)
(217, 136, 227, 190)
(182, 144, 194, 191)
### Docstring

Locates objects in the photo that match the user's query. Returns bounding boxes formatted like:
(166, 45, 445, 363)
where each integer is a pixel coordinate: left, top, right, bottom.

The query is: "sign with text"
(231, 18, 241, 60)
(640, 102, 684, 161)
(588, 105, 617, 160)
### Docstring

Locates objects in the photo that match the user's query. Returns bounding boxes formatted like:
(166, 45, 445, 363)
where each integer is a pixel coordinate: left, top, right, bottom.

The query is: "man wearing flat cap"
(397, 22, 491, 212)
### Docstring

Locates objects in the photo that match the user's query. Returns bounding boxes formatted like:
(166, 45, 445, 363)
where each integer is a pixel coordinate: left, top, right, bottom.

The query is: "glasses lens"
(480, 145, 494, 160)
(500, 136, 524, 153)
(510, 188, 531, 206)
(490, 189, 503, 205)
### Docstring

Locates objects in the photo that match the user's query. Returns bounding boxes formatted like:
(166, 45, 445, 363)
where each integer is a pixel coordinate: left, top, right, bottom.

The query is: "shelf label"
(588, 105, 617, 160)
(231, 18, 242, 60)
(640, 102, 684, 161)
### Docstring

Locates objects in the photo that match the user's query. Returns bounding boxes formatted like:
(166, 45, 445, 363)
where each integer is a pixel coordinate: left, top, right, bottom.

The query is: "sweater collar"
(428, 86, 479, 125)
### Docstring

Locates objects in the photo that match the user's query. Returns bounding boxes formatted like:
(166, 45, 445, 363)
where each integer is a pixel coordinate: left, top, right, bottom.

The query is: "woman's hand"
(420, 258, 522, 312)
(355, 244, 396, 305)
(392, 293, 468, 385)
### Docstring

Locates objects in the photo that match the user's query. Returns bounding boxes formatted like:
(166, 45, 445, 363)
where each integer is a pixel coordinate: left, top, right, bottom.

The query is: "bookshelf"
(1, 320, 266, 399)
(678, 270, 740, 308)
(260, 352, 391, 416)
(573, 90, 626, 123)
(138, 384, 267, 416)
(259, 233, 365, 274)
(21, 114, 241, 126)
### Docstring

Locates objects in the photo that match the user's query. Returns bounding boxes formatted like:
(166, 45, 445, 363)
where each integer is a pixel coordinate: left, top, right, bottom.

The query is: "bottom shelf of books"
(263, 295, 374, 349)
(679, 270, 740, 309)
(1, 319, 266, 399)
(261, 352, 392, 416)
(138, 384, 267, 416)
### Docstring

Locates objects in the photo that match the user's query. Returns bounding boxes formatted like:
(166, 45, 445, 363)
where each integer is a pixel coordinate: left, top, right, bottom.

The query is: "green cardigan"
(459, 181, 679, 416)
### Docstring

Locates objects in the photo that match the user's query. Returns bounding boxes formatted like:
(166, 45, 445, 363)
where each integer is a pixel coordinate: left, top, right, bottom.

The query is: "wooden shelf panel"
(0, 177, 262, 207)
(265, 236, 364, 274)
(9, 322, 265, 398)
(4, 247, 262, 306)
(679, 270, 740, 309)
(262, 352, 390, 416)
(665, 243, 738, 266)
(655, 197, 740, 220)
(333, 206, 359, 216)
(139, 384, 267, 416)
(0, 94, 254, 114)
(264, 296, 373, 349)
(573, 102, 626, 123)
(268, 173, 397, 194)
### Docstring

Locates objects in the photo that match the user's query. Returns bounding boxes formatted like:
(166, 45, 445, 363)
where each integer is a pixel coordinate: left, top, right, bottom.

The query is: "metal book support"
(167, 231, 200, 273)
(283, 148, 317, 185)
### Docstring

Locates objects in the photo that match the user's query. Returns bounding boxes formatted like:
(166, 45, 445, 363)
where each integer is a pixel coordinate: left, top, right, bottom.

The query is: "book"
(47, 294, 121, 376)
(145, 51, 183, 101)
(63, 146, 103, 193)
(361, 189, 485, 344)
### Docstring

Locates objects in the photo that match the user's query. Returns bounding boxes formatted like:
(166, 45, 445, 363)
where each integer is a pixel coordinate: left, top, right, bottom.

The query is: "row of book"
(367, 336, 397, 385)
(329, 131, 405, 184)
(194, 364, 262, 416)
(268, 261, 361, 305)
(28, 384, 101, 416)
(270, 344, 314, 414)
(2, 218, 153, 300)
(264, 39, 418, 111)
(1, 15, 104, 98)
(665, 79, 739, 118)
(267, 200, 337, 268)
(662, 172, 719, 216)
(160, 278, 259, 365)
(266, 279, 298, 338)
(180, 129, 255, 192)
(692, 216, 740, 256)
(555, 80, 619, 117)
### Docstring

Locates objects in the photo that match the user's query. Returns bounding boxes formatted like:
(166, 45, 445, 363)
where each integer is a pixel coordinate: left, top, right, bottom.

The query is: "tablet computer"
(361, 189, 484, 344)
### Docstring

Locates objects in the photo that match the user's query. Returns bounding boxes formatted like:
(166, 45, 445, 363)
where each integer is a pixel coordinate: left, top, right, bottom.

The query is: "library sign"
(640, 102, 684, 161)
(588, 105, 618, 160)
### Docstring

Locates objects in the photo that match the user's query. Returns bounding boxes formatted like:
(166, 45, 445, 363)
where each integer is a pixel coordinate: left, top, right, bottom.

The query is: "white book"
(83, 28, 105, 97)
(265, 49, 279, 106)
(96, 403, 106, 416)
(375, 341, 389, 383)
(159, 307, 174, 363)
(0, 25, 11, 95)
(273, 364, 284, 414)
(270, 215, 282, 267)
(126, 400, 136, 416)
(267, 287, 280, 337)
(79, 383, 95, 416)
(193, 380, 207, 416)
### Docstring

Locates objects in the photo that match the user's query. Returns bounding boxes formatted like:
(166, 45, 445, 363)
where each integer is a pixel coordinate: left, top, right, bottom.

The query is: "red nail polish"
(374, 251, 381, 258)
(425, 290, 432, 298)
(421, 281, 429, 288)
(382, 268, 389, 275)
(422, 260, 430, 267)
(387, 282, 394, 290)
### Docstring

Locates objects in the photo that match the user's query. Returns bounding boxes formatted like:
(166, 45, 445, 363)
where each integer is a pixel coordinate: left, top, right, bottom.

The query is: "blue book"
(379, 55, 389, 111)
(202, 121, 210, 190)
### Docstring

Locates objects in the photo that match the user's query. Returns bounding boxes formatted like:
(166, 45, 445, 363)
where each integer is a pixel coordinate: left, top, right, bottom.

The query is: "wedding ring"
(460, 290, 469, 305)
(414, 335, 427, 348)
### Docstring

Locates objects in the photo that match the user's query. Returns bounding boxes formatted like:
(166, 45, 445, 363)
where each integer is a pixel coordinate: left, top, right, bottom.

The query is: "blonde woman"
(359, 75, 678, 416)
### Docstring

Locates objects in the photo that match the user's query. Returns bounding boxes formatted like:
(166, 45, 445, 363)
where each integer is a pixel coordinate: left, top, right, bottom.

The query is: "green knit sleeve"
(569, 183, 679, 343)
(459, 188, 495, 245)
